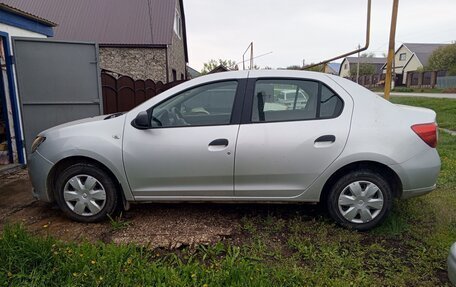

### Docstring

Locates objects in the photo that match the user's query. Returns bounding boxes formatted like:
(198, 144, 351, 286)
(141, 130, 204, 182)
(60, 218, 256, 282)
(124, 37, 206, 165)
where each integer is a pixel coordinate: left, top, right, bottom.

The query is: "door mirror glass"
(132, 111, 150, 129)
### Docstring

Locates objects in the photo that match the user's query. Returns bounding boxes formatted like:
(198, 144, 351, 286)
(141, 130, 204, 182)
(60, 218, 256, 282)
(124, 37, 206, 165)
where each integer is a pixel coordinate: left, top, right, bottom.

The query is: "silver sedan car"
(28, 70, 441, 230)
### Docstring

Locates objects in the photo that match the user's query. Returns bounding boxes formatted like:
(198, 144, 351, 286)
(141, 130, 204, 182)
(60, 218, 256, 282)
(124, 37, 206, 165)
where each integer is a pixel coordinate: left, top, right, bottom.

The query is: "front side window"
(251, 79, 343, 123)
(399, 53, 406, 61)
(150, 81, 238, 128)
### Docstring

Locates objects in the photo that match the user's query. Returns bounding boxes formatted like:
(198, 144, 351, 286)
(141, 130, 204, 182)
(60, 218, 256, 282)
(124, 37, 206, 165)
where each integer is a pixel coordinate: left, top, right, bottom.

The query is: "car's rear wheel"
(55, 163, 118, 223)
(326, 169, 393, 231)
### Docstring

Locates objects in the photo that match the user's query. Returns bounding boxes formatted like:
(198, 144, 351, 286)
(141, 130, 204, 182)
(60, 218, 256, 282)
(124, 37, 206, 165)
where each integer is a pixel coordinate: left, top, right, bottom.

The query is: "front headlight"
(31, 136, 46, 153)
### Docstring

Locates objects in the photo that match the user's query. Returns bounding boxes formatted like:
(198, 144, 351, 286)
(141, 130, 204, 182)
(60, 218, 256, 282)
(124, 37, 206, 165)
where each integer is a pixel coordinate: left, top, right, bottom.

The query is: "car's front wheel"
(55, 163, 118, 223)
(326, 169, 393, 231)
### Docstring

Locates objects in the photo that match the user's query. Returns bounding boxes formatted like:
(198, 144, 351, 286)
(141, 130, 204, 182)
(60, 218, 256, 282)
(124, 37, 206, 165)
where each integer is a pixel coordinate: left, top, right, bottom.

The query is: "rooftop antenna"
(242, 42, 254, 70)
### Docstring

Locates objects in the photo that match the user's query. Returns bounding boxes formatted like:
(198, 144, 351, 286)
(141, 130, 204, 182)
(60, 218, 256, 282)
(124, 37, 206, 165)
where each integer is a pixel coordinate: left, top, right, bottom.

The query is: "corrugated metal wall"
(13, 38, 102, 156)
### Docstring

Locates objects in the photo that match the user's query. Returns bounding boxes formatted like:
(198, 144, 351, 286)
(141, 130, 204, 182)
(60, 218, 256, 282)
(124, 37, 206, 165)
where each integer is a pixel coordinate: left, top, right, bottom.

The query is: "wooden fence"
(101, 72, 185, 114)
(406, 70, 447, 89)
(347, 74, 386, 88)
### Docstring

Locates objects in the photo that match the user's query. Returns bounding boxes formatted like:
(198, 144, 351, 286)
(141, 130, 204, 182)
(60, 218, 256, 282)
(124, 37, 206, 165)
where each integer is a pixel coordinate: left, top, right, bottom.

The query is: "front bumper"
(28, 151, 54, 202)
(448, 243, 456, 285)
(389, 148, 441, 199)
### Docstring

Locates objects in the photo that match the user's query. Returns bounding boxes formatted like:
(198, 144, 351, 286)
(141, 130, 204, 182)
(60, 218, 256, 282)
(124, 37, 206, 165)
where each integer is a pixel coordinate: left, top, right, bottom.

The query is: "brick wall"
(167, 3, 187, 81)
(99, 47, 167, 82)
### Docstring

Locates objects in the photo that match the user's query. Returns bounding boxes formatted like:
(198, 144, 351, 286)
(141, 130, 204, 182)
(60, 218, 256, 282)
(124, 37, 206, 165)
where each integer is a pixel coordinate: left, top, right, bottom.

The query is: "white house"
(339, 57, 386, 78)
(0, 3, 55, 169)
(382, 43, 449, 85)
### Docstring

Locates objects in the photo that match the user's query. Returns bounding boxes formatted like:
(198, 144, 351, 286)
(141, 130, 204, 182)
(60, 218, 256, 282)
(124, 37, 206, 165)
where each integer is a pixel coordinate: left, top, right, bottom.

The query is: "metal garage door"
(12, 38, 102, 156)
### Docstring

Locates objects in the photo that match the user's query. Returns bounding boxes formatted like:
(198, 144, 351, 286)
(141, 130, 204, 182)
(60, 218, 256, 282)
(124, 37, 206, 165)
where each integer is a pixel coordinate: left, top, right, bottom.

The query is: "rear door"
(234, 73, 353, 198)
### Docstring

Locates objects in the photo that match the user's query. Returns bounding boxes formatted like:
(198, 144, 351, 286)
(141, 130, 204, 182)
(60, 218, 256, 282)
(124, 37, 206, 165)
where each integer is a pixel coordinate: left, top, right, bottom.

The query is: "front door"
(235, 77, 352, 198)
(123, 80, 243, 197)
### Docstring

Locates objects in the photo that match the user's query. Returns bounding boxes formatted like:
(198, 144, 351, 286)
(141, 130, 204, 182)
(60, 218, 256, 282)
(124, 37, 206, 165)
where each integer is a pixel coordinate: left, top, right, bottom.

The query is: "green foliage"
(349, 53, 377, 76)
(392, 87, 414, 93)
(428, 43, 456, 75)
(349, 63, 376, 76)
(285, 65, 303, 70)
(304, 64, 325, 72)
(107, 212, 130, 231)
(201, 59, 237, 74)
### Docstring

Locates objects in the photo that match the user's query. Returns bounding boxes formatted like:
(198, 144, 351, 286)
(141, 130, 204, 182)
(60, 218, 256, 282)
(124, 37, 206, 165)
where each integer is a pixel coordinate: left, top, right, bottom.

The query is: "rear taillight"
(411, 123, 437, 148)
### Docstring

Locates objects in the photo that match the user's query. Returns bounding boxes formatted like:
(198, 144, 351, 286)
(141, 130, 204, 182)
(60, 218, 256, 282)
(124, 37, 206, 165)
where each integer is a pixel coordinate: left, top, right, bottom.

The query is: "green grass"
(1, 98, 456, 286)
(107, 212, 130, 231)
(391, 96, 456, 130)
(370, 87, 446, 93)
(392, 87, 446, 94)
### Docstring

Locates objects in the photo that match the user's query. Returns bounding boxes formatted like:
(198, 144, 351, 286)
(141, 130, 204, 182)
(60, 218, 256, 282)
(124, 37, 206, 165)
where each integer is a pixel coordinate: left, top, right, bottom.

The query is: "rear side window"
(251, 79, 343, 123)
(320, 85, 344, 118)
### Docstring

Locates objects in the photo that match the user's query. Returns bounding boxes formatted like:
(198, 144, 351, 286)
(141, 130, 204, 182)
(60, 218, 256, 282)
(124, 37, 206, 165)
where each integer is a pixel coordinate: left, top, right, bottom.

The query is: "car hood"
(39, 114, 124, 136)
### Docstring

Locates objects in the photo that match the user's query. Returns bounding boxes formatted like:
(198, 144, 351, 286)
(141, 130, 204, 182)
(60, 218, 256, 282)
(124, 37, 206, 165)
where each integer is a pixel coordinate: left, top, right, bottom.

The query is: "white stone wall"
(99, 47, 168, 82)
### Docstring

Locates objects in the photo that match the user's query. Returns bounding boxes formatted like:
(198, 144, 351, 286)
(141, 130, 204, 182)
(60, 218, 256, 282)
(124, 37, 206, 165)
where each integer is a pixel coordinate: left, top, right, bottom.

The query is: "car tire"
(54, 163, 118, 223)
(326, 169, 393, 231)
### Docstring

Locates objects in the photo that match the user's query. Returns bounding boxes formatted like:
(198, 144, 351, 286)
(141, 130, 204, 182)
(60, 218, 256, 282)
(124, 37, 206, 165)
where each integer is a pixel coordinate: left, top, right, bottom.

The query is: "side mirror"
(131, 111, 150, 130)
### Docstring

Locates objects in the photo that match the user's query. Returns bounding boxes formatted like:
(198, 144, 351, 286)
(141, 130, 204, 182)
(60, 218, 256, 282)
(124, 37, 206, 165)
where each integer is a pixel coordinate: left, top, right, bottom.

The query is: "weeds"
(107, 212, 130, 231)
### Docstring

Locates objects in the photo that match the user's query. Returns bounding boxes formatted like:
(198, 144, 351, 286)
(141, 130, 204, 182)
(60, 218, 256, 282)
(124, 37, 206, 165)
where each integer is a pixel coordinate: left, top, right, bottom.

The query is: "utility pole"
(384, 0, 399, 100)
(356, 44, 360, 83)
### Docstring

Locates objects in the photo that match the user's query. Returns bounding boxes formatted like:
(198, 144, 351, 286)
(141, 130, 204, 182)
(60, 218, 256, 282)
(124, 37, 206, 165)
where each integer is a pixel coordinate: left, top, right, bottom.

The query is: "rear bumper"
(389, 148, 441, 199)
(28, 151, 54, 202)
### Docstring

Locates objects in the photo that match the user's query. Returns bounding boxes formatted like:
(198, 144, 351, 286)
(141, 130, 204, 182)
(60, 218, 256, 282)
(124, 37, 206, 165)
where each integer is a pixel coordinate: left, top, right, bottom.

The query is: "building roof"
(0, 0, 188, 61)
(344, 57, 386, 64)
(208, 65, 230, 74)
(402, 43, 449, 67)
(341, 57, 386, 74)
(0, 3, 57, 27)
(186, 66, 201, 78)
(327, 62, 341, 74)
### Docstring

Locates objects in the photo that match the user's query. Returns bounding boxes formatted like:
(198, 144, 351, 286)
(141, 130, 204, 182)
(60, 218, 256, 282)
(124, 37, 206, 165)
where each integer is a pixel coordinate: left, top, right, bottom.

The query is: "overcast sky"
(183, 0, 456, 71)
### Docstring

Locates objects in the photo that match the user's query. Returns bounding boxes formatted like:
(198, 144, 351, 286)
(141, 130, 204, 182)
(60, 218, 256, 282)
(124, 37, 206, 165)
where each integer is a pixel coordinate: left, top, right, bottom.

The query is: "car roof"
(195, 69, 334, 82)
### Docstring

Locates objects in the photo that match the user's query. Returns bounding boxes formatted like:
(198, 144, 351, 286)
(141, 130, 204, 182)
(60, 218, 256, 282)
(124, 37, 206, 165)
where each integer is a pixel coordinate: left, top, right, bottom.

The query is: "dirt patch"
(0, 171, 242, 248)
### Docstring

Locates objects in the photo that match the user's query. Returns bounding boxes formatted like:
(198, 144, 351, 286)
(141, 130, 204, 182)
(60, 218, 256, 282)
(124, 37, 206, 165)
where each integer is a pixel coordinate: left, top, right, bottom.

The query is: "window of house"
(150, 81, 238, 128)
(173, 9, 182, 38)
(399, 53, 406, 61)
(344, 64, 348, 70)
(180, 73, 185, 80)
(172, 69, 177, 82)
(251, 79, 343, 123)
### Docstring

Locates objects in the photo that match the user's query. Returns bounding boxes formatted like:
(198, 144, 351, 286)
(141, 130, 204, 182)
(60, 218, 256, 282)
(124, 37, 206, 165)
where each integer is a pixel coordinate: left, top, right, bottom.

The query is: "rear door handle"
(315, 135, 336, 143)
(209, 138, 229, 146)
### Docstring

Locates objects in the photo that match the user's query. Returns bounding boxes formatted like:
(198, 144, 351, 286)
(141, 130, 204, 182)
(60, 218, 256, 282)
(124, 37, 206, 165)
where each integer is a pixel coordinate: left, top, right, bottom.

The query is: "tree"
(303, 64, 325, 72)
(427, 43, 456, 75)
(349, 53, 376, 76)
(285, 65, 303, 70)
(201, 59, 237, 74)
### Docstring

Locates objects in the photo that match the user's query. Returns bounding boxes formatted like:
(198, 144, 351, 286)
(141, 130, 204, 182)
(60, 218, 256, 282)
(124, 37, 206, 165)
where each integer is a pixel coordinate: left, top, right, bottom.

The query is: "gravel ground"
(0, 170, 260, 249)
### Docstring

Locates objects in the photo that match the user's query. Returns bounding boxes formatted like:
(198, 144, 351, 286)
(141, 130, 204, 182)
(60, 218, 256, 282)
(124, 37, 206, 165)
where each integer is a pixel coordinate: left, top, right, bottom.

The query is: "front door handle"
(315, 135, 336, 143)
(209, 138, 229, 146)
